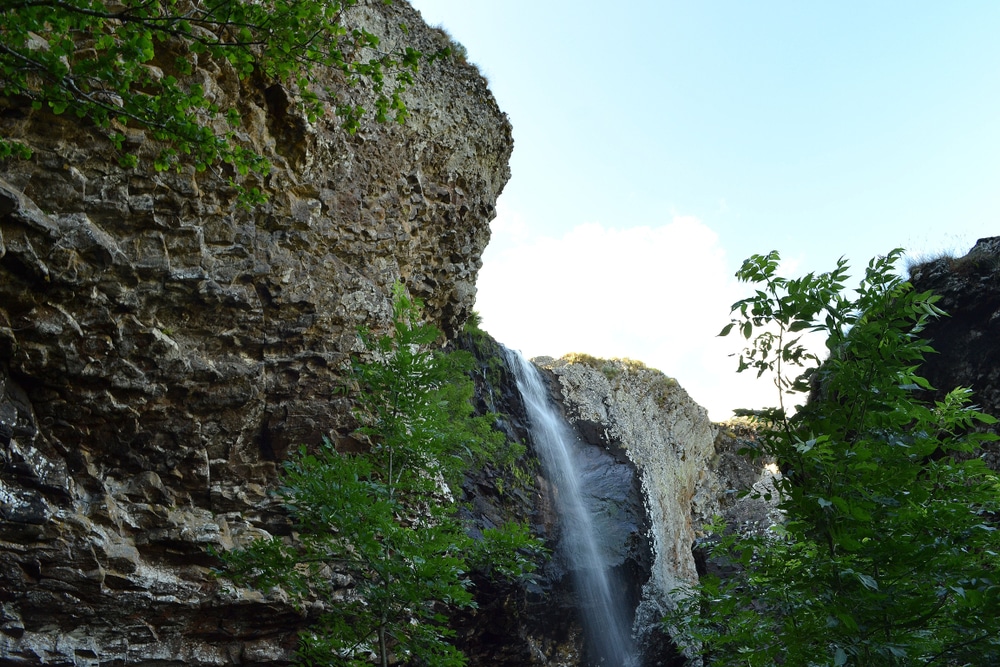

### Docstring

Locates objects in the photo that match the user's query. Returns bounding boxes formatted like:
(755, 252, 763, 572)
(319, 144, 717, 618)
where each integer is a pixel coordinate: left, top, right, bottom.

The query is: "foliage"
(461, 309, 483, 333)
(468, 521, 547, 583)
(219, 285, 543, 667)
(669, 249, 1000, 666)
(457, 310, 540, 501)
(0, 0, 447, 203)
(458, 309, 503, 391)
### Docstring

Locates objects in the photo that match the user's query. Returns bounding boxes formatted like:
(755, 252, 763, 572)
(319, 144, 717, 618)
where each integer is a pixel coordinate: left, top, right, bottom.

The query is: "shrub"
(669, 249, 1000, 666)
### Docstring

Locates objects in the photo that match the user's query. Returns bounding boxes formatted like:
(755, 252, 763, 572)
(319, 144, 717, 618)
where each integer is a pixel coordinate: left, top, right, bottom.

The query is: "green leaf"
(856, 573, 878, 591)
(849, 504, 872, 521)
(665, 249, 1000, 666)
(216, 284, 541, 665)
(0, 0, 430, 209)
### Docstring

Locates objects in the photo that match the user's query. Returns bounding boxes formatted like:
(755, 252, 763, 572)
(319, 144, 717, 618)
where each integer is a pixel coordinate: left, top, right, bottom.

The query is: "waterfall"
(505, 350, 640, 667)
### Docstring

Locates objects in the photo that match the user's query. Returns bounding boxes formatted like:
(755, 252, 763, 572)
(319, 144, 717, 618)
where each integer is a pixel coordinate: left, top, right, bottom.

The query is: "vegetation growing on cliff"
(220, 286, 543, 667)
(458, 312, 540, 500)
(669, 249, 1000, 665)
(0, 0, 448, 202)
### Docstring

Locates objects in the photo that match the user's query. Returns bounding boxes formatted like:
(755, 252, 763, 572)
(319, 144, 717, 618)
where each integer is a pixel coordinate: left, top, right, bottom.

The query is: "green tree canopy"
(670, 249, 1000, 666)
(1, 0, 442, 202)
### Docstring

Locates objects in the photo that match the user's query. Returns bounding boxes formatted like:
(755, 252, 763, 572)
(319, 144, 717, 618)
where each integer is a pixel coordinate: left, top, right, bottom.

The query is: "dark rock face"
(909, 237, 1000, 466)
(0, 1, 512, 663)
(451, 333, 604, 666)
(531, 365, 652, 667)
(452, 336, 662, 666)
(451, 331, 545, 665)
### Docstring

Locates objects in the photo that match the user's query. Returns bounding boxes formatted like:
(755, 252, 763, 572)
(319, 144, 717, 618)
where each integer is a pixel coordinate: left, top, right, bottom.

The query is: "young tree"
(669, 249, 1000, 666)
(1, 0, 445, 201)
(220, 285, 543, 667)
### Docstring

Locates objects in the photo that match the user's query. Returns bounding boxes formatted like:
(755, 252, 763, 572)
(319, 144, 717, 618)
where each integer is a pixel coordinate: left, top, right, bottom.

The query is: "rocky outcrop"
(450, 336, 647, 666)
(447, 339, 746, 666)
(909, 237, 1000, 467)
(0, 1, 512, 663)
(535, 355, 755, 665)
(446, 236, 998, 665)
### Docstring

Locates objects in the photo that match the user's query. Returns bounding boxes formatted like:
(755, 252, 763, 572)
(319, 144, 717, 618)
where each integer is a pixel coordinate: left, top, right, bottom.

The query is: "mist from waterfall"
(505, 349, 640, 667)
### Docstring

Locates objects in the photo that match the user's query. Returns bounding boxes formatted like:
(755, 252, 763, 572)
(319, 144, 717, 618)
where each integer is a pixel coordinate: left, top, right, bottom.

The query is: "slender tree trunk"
(379, 623, 388, 667)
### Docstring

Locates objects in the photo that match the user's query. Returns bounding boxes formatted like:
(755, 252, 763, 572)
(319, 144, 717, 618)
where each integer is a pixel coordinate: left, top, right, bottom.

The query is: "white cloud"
(487, 198, 530, 241)
(474, 212, 792, 420)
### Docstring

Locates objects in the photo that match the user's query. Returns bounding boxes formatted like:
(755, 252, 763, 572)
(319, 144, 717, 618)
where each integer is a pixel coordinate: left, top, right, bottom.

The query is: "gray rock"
(0, 1, 511, 663)
(536, 357, 715, 658)
(533, 355, 772, 664)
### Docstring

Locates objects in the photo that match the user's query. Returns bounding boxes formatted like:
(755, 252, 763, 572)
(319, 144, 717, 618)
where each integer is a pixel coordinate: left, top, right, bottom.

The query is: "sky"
(407, 1, 1000, 420)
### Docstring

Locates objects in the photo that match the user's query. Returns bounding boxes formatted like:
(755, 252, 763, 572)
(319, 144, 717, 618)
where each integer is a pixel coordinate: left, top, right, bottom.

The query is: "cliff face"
(909, 237, 1000, 466)
(446, 342, 764, 667)
(535, 355, 760, 665)
(0, 2, 512, 663)
(449, 335, 594, 666)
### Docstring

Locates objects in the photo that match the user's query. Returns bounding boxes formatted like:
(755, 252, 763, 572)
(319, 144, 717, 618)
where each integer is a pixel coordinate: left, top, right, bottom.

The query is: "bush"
(669, 249, 1000, 666)
(1, 0, 444, 204)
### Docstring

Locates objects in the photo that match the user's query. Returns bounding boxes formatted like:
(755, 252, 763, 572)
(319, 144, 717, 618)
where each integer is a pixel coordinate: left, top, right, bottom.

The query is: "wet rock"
(535, 356, 714, 663)
(535, 356, 775, 665)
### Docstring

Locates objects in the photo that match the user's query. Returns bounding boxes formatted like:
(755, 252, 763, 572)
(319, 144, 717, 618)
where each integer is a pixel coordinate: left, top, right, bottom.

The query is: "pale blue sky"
(408, 1, 1000, 418)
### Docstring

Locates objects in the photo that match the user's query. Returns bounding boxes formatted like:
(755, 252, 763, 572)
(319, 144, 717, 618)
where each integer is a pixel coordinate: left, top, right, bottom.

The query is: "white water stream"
(505, 350, 640, 667)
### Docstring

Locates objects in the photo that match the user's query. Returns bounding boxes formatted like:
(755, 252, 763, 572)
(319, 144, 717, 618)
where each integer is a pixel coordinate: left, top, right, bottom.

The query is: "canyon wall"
(0, 1, 511, 663)
(13, 2, 993, 665)
(534, 355, 768, 665)
(908, 236, 1000, 465)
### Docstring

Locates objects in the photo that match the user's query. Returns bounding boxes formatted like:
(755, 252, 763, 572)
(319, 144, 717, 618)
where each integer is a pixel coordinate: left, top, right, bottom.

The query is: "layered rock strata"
(0, 1, 512, 663)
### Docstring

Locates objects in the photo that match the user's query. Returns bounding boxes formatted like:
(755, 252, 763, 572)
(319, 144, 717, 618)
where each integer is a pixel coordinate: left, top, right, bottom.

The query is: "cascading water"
(505, 349, 641, 667)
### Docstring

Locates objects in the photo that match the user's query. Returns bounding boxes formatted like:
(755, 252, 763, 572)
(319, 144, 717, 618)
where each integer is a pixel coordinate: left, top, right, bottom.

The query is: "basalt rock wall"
(0, 1, 512, 663)
(909, 236, 1000, 465)
(449, 335, 590, 666)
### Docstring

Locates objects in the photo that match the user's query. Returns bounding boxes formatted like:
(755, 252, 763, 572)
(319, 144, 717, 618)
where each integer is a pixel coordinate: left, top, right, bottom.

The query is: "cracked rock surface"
(536, 356, 765, 664)
(0, 1, 511, 663)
